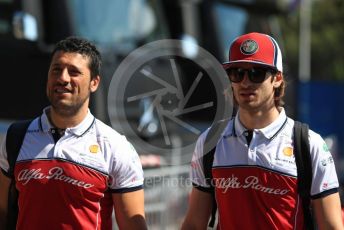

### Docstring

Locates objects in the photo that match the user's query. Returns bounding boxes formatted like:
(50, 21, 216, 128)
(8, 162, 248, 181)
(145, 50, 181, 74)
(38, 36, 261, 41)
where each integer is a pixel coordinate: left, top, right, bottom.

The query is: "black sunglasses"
(226, 67, 277, 83)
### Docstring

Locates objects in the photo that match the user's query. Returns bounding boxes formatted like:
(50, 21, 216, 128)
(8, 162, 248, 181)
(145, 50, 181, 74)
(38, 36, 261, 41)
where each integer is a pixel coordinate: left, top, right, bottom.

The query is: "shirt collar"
(231, 108, 288, 139)
(39, 106, 95, 137)
(258, 108, 288, 139)
(233, 114, 246, 137)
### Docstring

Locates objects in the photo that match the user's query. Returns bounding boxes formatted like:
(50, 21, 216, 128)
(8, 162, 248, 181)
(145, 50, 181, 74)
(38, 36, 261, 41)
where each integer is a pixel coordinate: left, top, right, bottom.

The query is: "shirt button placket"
(246, 131, 256, 164)
(248, 147, 256, 164)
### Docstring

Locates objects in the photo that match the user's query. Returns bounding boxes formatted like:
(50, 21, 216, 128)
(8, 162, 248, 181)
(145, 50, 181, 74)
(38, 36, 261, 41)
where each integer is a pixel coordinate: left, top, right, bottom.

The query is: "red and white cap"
(222, 32, 283, 72)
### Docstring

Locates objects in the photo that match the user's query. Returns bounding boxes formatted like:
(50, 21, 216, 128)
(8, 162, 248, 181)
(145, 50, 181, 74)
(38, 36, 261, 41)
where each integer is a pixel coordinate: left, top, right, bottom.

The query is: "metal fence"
(143, 165, 191, 229)
(112, 165, 191, 230)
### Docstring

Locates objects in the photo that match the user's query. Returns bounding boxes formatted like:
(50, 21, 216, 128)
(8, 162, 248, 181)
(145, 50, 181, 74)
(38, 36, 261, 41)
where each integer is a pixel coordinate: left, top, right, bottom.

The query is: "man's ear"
(273, 72, 283, 88)
(90, 75, 100, 92)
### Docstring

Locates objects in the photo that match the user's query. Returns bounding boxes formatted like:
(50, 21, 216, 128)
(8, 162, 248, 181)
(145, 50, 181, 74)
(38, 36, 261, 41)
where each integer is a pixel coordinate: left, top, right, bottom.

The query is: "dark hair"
(273, 72, 286, 107)
(51, 36, 101, 79)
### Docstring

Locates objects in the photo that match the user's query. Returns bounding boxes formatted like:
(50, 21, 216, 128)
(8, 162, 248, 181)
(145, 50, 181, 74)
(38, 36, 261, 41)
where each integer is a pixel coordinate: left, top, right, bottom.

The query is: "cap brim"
(222, 62, 232, 70)
(222, 60, 280, 71)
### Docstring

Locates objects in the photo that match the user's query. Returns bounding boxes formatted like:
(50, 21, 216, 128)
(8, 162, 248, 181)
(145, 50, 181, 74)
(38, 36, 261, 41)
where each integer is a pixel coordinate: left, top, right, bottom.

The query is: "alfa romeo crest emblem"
(240, 39, 258, 55)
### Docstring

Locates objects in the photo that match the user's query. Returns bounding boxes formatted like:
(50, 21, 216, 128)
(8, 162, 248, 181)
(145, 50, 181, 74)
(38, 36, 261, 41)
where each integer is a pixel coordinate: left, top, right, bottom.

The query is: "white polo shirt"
(0, 108, 144, 230)
(191, 109, 339, 229)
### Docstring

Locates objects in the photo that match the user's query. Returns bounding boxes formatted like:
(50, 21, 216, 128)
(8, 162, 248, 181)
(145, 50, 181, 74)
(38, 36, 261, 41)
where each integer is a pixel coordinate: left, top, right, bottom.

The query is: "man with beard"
(0, 37, 147, 230)
(181, 32, 343, 229)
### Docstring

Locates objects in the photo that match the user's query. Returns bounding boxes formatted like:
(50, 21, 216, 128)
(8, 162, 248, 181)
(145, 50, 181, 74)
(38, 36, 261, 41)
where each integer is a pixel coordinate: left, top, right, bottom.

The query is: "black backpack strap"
(293, 121, 315, 229)
(203, 119, 230, 228)
(203, 142, 217, 228)
(6, 120, 32, 177)
(5, 120, 32, 230)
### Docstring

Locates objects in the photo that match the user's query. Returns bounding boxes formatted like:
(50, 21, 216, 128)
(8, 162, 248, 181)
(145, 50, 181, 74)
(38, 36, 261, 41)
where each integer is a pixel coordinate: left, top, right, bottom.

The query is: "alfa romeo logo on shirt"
(107, 39, 233, 165)
(240, 39, 259, 55)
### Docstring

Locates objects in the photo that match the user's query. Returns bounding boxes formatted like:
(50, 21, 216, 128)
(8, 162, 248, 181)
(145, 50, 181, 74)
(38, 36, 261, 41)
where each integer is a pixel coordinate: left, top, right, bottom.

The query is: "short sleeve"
(108, 136, 144, 192)
(0, 135, 9, 174)
(309, 130, 339, 197)
(190, 130, 212, 189)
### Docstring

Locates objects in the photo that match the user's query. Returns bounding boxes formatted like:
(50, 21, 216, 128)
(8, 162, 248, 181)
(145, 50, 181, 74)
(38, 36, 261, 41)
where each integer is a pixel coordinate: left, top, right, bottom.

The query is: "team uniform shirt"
(0, 108, 144, 230)
(191, 109, 339, 230)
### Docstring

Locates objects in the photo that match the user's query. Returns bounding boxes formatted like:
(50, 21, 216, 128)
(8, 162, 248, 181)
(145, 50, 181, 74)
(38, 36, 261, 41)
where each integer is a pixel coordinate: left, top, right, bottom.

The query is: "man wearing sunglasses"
(182, 32, 343, 229)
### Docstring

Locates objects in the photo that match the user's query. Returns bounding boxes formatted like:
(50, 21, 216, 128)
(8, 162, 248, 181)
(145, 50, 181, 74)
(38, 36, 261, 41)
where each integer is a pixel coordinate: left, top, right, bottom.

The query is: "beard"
(48, 92, 90, 117)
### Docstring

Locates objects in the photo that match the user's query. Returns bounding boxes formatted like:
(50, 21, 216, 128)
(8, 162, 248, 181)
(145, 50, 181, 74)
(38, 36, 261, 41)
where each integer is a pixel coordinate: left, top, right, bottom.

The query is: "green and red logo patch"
(240, 39, 259, 55)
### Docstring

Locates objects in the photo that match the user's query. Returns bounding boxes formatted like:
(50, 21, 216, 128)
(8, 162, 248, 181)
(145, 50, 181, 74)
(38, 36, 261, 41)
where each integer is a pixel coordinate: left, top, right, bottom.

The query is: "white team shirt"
(0, 108, 144, 230)
(191, 109, 339, 229)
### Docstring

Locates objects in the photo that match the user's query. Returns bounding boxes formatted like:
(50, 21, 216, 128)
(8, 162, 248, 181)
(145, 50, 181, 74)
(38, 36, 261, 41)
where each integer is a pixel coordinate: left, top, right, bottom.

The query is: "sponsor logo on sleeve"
(321, 156, 334, 167)
(322, 181, 338, 190)
(191, 161, 198, 169)
(323, 142, 329, 152)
